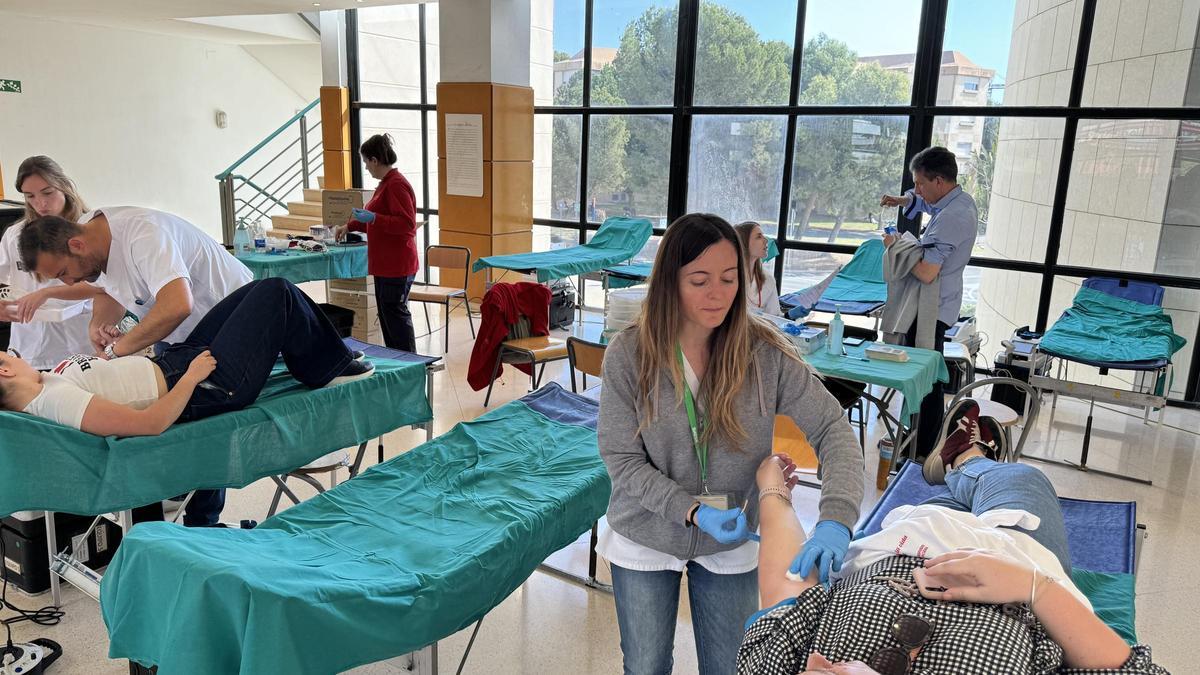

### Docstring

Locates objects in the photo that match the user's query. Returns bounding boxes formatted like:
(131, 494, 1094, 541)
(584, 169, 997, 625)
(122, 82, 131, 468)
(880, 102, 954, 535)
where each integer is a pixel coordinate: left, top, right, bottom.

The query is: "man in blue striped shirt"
(880, 146, 979, 460)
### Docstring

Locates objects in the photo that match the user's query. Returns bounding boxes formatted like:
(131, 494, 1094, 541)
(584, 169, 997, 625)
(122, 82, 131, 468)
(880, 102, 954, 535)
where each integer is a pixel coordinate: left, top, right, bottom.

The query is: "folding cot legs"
(1029, 356, 1168, 485)
(45, 492, 196, 606)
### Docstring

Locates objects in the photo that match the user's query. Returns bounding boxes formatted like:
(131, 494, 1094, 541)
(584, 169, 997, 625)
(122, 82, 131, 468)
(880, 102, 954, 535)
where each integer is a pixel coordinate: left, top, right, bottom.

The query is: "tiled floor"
(8, 301, 1199, 674)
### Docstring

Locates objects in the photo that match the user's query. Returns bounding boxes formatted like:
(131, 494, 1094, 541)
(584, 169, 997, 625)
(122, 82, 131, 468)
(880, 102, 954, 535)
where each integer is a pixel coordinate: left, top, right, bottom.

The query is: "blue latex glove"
(351, 208, 376, 224)
(694, 505, 752, 545)
(790, 520, 851, 583)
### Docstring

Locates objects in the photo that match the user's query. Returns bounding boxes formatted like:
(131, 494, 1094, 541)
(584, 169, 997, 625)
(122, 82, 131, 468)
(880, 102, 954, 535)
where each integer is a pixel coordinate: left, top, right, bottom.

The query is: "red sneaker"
(923, 399, 989, 484)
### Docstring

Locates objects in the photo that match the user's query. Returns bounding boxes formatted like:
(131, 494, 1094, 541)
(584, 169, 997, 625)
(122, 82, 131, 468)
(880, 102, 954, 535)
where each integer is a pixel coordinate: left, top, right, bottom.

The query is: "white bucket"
(605, 287, 648, 340)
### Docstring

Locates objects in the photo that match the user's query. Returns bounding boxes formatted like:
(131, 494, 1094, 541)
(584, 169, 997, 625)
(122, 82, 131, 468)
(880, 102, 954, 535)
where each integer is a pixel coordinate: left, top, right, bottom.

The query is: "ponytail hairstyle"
(360, 133, 397, 166)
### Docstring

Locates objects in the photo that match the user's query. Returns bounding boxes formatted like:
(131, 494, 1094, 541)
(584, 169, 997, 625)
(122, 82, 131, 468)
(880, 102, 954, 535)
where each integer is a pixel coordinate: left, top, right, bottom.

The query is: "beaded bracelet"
(758, 486, 793, 505)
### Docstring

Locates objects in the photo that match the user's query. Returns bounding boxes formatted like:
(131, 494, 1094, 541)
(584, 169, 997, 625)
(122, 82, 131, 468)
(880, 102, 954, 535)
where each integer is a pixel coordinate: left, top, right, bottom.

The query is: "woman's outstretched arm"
(756, 455, 820, 608)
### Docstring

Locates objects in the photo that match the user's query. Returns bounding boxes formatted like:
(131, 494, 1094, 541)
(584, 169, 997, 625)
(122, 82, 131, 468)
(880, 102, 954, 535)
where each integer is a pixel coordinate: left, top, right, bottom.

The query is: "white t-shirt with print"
(0, 222, 94, 369)
(87, 207, 252, 344)
(22, 354, 162, 430)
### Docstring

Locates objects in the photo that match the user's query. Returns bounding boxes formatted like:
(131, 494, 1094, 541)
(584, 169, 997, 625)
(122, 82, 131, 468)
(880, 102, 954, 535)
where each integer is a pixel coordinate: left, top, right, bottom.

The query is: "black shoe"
(324, 359, 375, 387)
(351, 350, 365, 362)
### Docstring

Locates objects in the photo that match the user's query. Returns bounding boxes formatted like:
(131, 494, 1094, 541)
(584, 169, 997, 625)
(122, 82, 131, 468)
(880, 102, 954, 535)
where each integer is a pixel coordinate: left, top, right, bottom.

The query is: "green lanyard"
(676, 345, 710, 493)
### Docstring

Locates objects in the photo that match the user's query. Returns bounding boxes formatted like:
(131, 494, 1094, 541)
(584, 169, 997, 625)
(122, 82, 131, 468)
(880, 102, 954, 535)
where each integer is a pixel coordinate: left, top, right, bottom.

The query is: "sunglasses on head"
(869, 613, 934, 675)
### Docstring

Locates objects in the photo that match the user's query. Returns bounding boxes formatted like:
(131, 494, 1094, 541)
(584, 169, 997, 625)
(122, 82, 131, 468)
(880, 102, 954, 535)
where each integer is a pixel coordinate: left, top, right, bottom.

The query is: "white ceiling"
(0, 1, 426, 44)
(0, 0, 424, 21)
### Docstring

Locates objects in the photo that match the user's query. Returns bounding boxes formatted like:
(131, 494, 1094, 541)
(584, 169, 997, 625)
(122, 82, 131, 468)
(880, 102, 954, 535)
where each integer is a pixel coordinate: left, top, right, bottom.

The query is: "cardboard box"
(351, 327, 383, 344)
(330, 276, 374, 292)
(329, 288, 375, 312)
(322, 189, 372, 228)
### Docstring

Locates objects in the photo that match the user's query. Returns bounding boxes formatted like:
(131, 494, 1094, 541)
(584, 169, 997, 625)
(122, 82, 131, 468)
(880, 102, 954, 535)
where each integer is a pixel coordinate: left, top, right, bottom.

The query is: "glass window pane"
(425, 111, 438, 211)
(780, 249, 850, 294)
(423, 4, 438, 103)
(535, 114, 582, 220)
(967, 264, 1040, 346)
(358, 110, 425, 204)
(934, 116, 1064, 262)
(788, 115, 907, 244)
(799, 0, 921, 105)
(534, 224, 583, 252)
(587, 114, 672, 224)
(1083, 0, 1200, 107)
(942, 0, 1082, 107)
(595, 2, 679, 106)
(543, 0, 585, 105)
(687, 115, 787, 226)
(1063, 119, 1196, 276)
(694, 1, 796, 106)
(357, 5, 423, 104)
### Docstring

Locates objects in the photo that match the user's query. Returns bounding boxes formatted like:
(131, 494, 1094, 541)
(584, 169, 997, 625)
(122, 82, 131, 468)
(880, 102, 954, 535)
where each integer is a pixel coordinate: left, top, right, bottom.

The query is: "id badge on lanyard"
(678, 345, 733, 509)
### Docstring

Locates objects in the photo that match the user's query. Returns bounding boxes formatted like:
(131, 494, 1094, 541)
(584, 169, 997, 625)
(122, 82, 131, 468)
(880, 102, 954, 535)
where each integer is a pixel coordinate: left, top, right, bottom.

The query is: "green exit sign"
(0, 79, 21, 93)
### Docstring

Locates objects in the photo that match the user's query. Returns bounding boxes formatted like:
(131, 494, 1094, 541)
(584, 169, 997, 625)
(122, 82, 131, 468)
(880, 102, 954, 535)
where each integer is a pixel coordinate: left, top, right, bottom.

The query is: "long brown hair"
(734, 221, 766, 293)
(15, 156, 88, 223)
(634, 213, 805, 450)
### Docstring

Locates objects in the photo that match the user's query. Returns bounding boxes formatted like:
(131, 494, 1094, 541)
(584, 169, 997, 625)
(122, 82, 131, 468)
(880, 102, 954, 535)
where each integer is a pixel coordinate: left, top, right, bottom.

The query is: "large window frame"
(348, 0, 1200, 404)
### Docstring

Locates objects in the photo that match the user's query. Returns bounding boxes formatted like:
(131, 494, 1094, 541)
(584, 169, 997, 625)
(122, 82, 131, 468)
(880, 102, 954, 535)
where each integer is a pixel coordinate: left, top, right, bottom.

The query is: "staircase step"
(303, 188, 323, 202)
(271, 213, 322, 236)
(288, 201, 323, 217)
(317, 176, 325, 189)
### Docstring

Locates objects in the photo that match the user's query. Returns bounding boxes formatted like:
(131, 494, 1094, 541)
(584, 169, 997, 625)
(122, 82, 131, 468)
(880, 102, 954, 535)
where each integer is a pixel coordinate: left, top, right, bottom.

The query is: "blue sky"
(554, 1, 1016, 83)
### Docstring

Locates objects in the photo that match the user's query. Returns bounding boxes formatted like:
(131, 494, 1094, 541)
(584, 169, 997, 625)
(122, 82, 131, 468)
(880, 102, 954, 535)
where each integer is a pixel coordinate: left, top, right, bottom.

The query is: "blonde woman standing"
(0, 156, 94, 369)
(598, 213, 864, 675)
(733, 221, 780, 316)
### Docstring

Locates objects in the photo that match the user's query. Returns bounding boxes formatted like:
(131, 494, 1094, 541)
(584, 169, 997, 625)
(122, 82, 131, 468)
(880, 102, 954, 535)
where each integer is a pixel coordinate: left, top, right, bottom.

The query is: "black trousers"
(375, 275, 417, 352)
(905, 319, 951, 461)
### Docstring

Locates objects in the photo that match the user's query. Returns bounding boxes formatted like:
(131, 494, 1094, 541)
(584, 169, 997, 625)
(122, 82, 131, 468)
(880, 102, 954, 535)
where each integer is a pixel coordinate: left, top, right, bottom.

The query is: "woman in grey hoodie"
(598, 213, 864, 675)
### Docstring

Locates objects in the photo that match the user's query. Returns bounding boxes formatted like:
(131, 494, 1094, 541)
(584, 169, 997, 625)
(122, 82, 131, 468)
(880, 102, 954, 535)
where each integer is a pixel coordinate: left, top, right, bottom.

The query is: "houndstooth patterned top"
(737, 556, 1169, 675)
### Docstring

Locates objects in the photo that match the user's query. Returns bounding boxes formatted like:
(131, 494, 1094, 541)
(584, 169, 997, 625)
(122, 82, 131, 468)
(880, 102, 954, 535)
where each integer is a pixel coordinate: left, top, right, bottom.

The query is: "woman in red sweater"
(336, 134, 420, 351)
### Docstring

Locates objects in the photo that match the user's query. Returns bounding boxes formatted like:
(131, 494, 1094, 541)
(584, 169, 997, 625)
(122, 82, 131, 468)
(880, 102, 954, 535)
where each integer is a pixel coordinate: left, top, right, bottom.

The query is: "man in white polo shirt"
(19, 206, 253, 527)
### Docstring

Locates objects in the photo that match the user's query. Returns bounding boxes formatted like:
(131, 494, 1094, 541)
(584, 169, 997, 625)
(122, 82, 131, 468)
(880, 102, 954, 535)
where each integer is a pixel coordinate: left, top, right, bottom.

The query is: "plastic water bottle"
(827, 305, 845, 355)
(233, 222, 251, 256)
(252, 220, 267, 252)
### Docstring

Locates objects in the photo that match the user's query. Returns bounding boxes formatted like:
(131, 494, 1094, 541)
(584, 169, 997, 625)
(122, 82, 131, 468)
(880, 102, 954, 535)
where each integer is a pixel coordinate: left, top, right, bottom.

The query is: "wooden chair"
(483, 315, 568, 407)
(567, 336, 606, 393)
(410, 244, 475, 353)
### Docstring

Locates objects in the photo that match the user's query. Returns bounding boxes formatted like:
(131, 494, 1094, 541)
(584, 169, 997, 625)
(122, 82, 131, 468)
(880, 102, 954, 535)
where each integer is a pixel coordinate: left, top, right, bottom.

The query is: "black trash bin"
(318, 303, 355, 339)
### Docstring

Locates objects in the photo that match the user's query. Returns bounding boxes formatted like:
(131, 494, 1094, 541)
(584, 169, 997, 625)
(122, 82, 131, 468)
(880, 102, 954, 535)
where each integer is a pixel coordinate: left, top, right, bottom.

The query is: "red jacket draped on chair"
(467, 282, 552, 391)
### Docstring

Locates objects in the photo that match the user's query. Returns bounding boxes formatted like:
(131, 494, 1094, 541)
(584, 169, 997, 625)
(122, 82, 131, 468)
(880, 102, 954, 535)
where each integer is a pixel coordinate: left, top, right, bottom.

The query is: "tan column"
(437, 83, 534, 301)
(319, 85, 352, 190)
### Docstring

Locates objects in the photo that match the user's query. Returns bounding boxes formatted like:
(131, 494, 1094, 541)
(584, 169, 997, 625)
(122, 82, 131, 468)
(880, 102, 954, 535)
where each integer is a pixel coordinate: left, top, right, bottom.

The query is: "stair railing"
(216, 98, 323, 244)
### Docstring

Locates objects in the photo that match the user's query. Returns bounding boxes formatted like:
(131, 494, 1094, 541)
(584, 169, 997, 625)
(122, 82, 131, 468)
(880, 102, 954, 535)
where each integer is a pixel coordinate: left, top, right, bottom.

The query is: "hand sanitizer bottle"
(827, 305, 845, 355)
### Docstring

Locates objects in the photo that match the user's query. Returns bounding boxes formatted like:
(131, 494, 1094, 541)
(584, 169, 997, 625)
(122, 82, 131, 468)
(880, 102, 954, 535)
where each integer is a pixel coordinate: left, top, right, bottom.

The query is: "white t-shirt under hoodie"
(23, 355, 161, 430)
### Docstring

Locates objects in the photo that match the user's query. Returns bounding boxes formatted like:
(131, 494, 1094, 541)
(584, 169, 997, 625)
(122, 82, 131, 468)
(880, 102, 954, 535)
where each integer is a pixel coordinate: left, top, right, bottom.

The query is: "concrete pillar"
(437, 0, 534, 301)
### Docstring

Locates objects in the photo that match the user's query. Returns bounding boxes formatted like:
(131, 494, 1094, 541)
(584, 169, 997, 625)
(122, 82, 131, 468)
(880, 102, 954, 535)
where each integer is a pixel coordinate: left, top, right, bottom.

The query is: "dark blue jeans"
(151, 278, 354, 526)
(611, 562, 758, 675)
(920, 457, 1072, 573)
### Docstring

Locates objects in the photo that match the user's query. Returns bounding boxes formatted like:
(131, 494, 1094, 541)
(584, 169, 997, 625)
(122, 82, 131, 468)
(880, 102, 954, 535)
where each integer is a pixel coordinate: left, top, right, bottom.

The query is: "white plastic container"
(604, 287, 648, 340)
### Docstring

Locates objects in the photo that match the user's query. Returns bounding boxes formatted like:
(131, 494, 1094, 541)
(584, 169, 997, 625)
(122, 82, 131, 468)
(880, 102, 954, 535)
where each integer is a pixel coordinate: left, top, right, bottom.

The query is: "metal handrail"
(216, 98, 319, 180)
(217, 101, 327, 244)
(230, 174, 288, 211)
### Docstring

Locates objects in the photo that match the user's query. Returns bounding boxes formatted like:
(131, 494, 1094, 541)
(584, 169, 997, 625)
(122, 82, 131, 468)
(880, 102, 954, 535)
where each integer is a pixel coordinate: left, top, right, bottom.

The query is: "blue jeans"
(151, 278, 354, 526)
(611, 562, 758, 675)
(920, 457, 1072, 572)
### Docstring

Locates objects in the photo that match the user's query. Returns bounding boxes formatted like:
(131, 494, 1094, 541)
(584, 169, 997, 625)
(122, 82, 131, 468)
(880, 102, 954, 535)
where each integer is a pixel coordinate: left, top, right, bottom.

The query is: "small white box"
(865, 345, 910, 362)
(791, 327, 827, 355)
